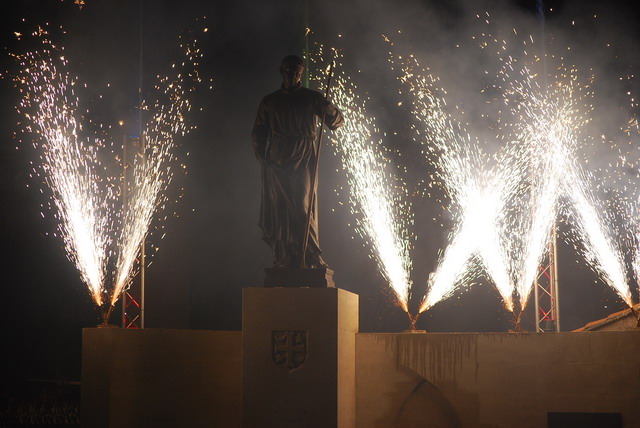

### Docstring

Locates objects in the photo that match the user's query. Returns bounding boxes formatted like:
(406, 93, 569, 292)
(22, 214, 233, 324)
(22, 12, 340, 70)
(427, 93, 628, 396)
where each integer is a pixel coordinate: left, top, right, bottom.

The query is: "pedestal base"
(264, 267, 335, 287)
(242, 287, 358, 428)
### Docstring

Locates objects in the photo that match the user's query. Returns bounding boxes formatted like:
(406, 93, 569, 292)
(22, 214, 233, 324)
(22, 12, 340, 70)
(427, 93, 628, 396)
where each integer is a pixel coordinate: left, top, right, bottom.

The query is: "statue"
(252, 55, 344, 270)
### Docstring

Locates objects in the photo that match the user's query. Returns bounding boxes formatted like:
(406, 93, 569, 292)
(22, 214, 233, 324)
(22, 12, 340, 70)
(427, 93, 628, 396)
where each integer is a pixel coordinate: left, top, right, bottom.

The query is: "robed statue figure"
(252, 55, 344, 269)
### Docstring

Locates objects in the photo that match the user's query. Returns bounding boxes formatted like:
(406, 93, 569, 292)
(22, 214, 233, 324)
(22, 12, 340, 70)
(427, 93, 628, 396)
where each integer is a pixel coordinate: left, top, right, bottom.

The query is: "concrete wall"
(355, 334, 463, 428)
(81, 328, 241, 428)
(357, 331, 640, 428)
(82, 329, 640, 427)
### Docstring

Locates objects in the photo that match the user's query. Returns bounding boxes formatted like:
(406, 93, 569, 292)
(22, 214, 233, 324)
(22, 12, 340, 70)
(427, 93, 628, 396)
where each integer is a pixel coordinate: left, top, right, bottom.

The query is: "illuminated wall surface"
(82, 329, 640, 428)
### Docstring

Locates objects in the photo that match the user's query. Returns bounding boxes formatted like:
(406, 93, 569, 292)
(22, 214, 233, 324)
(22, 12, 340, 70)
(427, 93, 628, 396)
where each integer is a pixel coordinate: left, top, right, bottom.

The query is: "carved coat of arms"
(272, 330, 307, 372)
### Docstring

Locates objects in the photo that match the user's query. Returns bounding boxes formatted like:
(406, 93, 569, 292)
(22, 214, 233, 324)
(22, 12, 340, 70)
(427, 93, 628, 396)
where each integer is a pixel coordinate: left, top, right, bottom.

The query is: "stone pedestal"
(242, 287, 358, 428)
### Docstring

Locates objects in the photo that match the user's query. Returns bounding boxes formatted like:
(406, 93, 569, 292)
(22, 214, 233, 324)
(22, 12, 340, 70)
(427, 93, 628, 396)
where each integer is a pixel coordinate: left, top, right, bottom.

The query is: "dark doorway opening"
(548, 412, 623, 428)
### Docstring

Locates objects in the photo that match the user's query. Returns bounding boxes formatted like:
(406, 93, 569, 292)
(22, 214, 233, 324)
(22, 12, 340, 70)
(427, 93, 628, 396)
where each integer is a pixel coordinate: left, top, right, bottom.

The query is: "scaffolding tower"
(532, 0, 560, 333)
(534, 226, 560, 332)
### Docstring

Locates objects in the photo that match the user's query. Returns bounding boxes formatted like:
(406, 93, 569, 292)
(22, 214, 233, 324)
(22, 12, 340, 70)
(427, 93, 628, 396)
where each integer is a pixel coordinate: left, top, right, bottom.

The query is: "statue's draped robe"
(252, 85, 343, 267)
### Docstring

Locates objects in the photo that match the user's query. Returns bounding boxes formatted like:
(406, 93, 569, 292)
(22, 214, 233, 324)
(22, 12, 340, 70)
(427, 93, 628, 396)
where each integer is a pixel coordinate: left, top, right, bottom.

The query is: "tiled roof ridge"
(572, 303, 640, 332)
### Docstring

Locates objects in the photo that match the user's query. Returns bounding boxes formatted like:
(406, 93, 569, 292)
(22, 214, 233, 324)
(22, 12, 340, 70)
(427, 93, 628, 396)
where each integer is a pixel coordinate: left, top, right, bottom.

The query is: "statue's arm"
(317, 96, 344, 130)
(251, 99, 269, 160)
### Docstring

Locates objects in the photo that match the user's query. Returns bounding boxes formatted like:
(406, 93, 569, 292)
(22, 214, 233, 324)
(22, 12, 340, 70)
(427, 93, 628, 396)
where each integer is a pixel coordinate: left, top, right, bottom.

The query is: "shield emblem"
(272, 330, 307, 372)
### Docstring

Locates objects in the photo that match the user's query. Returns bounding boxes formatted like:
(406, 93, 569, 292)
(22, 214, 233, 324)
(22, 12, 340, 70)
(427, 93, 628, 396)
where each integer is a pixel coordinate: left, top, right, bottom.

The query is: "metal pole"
(533, 0, 560, 333)
(303, 0, 310, 89)
(534, 276, 540, 332)
(301, 63, 334, 267)
(139, 0, 145, 329)
(140, 136, 146, 329)
(122, 135, 128, 328)
(551, 223, 560, 331)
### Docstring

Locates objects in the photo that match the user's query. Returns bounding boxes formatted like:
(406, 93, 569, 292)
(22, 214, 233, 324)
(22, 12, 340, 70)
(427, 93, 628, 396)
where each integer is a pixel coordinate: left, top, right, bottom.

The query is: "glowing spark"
(396, 14, 634, 317)
(14, 41, 109, 306)
(390, 25, 634, 315)
(504, 57, 631, 310)
(501, 67, 569, 311)
(392, 54, 482, 312)
(112, 33, 203, 308)
(392, 52, 522, 313)
(565, 162, 632, 306)
(312, 46, 413, 311)
(14, 28, 203, 315)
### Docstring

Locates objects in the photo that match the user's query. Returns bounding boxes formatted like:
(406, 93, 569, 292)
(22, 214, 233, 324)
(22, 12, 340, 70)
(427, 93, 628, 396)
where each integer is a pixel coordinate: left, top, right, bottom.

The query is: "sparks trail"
(12, 29, 111, 306)
(389, 15, 634, 321)
(497, 31, 631, 310)
(591, 78, 640, 304)
(12, 25, 205, 322)
(110, 30, 204, 307)
(390, 50, 526, 315)
(311, 43, 414, 313)
(500, 59, 571, 315)
(564, 161, 632, 306)
(485, 13, 634, 312)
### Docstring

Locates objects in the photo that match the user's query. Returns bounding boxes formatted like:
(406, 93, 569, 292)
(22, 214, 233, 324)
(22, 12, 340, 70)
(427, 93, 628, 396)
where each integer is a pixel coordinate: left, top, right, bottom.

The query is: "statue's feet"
(272, 254, 292, 269)
(306, 254, 329, 269)
(271, 252, 329, 269)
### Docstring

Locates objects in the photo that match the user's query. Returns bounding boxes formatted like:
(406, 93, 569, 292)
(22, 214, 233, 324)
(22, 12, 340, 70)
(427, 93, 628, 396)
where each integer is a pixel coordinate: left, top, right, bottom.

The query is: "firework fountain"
(603, 84, 640, 316)
(502, 60, 584, 327)
(496, 20, 632, 318)
(501, 42, 633, 314)
(312, 25, 636, 331)
(388, 15, 636, 328)
(12, 26, 204, 324)
(390, 50, 525, 320)
(311, 45, 415, 318)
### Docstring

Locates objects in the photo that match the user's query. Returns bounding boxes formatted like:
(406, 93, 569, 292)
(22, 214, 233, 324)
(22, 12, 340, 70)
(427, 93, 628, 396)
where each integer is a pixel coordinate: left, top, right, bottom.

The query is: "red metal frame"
(534, 227, 560, 332)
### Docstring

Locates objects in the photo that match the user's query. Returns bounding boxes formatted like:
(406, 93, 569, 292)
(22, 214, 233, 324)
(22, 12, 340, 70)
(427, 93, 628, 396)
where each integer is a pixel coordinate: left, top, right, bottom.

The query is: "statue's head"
(280, 55, 304, 89)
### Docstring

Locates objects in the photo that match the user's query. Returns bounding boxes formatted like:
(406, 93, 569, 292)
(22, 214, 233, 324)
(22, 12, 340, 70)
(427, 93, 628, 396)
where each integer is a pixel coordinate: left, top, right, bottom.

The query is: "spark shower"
(11, 5, 640, 330)
(12, 25, 204, 324)
(319, 12, 640, 327)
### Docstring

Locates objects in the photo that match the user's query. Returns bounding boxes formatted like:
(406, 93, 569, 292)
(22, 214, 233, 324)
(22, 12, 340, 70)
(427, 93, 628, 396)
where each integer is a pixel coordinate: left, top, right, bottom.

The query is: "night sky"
(2, 0, 640, 384)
